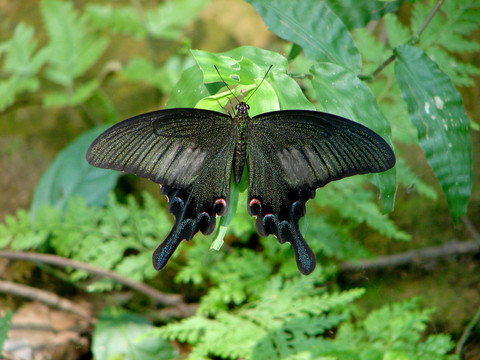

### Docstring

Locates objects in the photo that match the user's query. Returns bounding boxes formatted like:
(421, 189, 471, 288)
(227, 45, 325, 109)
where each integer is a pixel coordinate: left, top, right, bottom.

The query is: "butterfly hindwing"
(86, 109, 236, 270)
(246, 110, 395, 274)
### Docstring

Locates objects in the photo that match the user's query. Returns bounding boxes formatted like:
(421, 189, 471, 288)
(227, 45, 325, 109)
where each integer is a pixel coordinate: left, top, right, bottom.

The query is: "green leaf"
(0, 23, 47, 111)
(145, 0, 208, 39)
(92, 307, 177, 360)
(190, 48, 312, 116)
(411, 0, 480, 87)
(166, 64, 208, 108)
(30, 126, 121, 218)
(310, 63, 396, 212)
(0, 311, 12, 353)
(245, 0, 362, 74)
(269, 72, 315, 111)
(324, 0, 404, 29)
(86, 0, 207, 40)
(41, 0, 107, 87)
(0, 23, 48, 76)
(394, 45, 472, 224)
(85, 4, 145, 37)
(384, 12, 412, 48)
(43, 79, 100, 107)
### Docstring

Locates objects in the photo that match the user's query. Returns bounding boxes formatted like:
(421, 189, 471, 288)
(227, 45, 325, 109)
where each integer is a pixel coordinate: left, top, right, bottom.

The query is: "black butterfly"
(86, 87, 395, 275)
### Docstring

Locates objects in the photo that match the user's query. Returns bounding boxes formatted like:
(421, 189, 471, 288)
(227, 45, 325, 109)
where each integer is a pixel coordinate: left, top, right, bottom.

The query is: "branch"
(362, 0, 445, 80)
(339, 240, 480, 273)
(0, 251, 181, 306)
(462, 216, 480, 244)
(0, 280, 92, 322)
(456, 302, 480, 358)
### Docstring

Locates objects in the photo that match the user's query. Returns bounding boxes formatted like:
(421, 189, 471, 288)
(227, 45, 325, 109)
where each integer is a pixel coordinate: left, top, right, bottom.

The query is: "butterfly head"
(235, 102, 250, 115)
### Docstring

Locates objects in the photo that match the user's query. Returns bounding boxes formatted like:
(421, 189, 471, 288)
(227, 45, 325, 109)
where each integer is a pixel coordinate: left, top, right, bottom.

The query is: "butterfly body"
(87, 102, 395, 275)
(233, 103, 250, 184)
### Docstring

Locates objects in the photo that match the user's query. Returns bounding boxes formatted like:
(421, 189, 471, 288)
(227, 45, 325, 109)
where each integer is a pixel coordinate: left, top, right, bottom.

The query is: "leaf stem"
(362, 0, 445, 80)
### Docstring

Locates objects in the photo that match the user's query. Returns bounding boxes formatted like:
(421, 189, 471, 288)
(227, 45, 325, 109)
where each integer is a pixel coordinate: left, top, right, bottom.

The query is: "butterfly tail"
(153, 227, 188, 270)
(280, 224, 316, 275)
(249, 189, 317, 275)
(153, 186, 228, 271)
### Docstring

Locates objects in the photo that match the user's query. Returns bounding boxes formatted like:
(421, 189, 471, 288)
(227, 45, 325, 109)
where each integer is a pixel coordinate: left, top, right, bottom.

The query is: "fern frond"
(411, 0, 480, 87)
(0, 23, 47, 110)
(85, 4, 145, 37)
(317, 177, 411, 241)
(156, 276, 364, 360)
(198, 249, 272, 315)
(0, 193, 171, 286)
(86, 0, 208, 40)
(41, 0, 107, 87)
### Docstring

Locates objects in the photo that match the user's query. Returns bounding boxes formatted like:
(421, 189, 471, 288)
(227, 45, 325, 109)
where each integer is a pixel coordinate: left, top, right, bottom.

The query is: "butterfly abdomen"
(233, 112, 249, 184)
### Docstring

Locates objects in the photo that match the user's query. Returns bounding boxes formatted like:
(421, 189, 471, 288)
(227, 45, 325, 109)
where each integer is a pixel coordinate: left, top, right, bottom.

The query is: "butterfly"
(86, 71, 395, 275)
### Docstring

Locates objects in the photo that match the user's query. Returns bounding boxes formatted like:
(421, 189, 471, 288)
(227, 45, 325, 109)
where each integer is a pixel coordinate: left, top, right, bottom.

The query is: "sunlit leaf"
(245, 0, 362, 74)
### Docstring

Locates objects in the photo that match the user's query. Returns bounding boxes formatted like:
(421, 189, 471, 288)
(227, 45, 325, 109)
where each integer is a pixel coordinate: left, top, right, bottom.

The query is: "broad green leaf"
(92, 307, 177, 360)
(166, 64, 208, 108)
(192, 49, 259, 84)
(192, 48, 311, 115)
(269, 72, 315, 111)
(325, 0, 404, 29)
(30, 126, 121, 219)
(244, 0, 362, 74)
(310, 63, 396, 212)
(394, 45, 472, 224)
(221, 46, 289, 71)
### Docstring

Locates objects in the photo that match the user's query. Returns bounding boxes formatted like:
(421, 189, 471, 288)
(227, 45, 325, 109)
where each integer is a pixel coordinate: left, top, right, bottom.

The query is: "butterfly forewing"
(246, 110, 395, 274)
(86, 108, 237, 270)
(87, 109, 234, 189)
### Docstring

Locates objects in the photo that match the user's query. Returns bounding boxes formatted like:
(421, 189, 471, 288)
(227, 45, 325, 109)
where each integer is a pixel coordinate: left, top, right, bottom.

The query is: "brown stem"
(0, 251, 182, 306)
(462, 216, 480, 244)
(339, 240, 480, 273)
(0, 280, 93, 322)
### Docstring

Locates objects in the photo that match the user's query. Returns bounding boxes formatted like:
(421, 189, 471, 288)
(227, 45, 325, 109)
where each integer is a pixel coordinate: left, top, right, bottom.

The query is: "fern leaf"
(145, 0, 208, 39)
(0, 23, 47, 110)
(317, 177, 411, 241)
(85, 4, 145, 37)
(41, 0, 107, 87)
(411, 0, 480, 87)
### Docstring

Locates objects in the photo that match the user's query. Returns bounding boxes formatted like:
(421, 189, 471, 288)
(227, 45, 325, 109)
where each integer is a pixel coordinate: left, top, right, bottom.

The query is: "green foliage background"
(0, 0, 478, 359)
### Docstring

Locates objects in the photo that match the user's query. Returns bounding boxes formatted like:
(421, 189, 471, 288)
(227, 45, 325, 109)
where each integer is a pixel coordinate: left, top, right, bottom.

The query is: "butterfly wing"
(246, 110, 395, 275)
(87, 109, 236, 270)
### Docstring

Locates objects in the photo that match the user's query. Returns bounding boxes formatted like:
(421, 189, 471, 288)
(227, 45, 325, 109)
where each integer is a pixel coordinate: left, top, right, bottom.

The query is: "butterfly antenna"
(244, 65, 273, 103)
(214, 65, 240, 104)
